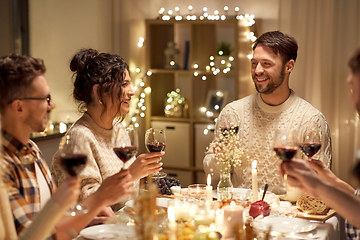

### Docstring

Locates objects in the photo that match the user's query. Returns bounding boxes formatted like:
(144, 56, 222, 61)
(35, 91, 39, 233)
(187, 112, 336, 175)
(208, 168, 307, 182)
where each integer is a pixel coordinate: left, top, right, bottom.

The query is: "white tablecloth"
(313, 215, 341, 240)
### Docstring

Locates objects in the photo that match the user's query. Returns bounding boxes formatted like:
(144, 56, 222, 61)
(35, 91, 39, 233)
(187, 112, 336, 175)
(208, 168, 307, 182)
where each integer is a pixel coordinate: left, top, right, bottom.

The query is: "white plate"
(253, 216, 317, 233)
(80, 224, 126, 240)
(125, 197, 170, 208)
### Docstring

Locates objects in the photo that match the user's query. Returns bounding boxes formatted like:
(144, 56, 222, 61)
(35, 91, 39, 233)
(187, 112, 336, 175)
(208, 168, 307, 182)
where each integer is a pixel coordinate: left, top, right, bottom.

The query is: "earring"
(99, 100, 102, 105)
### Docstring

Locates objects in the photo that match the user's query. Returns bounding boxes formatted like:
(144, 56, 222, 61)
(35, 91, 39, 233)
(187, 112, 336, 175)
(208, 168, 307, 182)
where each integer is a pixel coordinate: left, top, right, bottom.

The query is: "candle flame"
(168, 206, 175, 222)
(230, 201, 236, 206)
(252, 160, 257, 169)
(207, 174, 211, 186)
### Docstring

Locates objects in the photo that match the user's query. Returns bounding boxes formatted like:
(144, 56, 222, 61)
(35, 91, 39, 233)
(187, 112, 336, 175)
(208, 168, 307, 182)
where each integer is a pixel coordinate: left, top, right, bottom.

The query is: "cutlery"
(262, 184, 269, 201)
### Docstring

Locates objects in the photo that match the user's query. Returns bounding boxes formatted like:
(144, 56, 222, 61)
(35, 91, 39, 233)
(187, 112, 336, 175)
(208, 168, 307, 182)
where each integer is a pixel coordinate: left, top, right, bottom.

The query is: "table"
(75, 199, 342, 240)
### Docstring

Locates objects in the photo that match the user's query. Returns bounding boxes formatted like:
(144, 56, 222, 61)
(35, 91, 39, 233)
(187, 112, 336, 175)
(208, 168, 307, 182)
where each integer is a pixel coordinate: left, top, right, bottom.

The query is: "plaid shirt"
(346, 188, 360, 240)
(1, 131, 56, 236)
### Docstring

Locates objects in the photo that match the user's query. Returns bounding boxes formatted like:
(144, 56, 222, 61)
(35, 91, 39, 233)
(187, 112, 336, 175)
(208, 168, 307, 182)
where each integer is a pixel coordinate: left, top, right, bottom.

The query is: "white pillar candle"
(222, 202, 244, 238)
(252, 160, 258, 202)
(168, 206, 177, 240)
(206, 174, 213, 203)
(287, 186, 304, 202)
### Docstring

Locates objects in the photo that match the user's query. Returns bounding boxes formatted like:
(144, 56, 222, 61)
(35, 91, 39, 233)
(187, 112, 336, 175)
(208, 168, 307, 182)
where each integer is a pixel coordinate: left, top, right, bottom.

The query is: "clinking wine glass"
(298, 125, 322, 160)
(58, 135, 88, 216)
(113, 125, 139, 169)
(145, 128, 167, 179)
(273, 129, 298, 198)
(273, 129, 298, 162)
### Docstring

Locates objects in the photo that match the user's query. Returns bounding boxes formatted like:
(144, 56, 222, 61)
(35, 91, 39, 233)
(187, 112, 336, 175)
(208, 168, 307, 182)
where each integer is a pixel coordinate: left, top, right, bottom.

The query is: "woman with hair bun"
(52, 49, 163, 222)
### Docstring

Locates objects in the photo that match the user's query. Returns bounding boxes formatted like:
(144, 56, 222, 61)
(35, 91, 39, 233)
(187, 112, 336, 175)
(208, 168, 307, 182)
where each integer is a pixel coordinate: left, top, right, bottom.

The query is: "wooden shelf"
(144, 18, 253, 186)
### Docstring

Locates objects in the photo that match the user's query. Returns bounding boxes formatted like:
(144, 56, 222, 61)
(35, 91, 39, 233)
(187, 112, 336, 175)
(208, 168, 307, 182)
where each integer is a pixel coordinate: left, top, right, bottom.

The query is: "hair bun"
(70, 48, 99, 73)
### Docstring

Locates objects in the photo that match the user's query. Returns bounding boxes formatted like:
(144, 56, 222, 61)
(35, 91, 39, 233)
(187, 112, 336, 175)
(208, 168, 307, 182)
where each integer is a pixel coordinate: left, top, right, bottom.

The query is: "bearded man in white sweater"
(203, 31, 332, 195)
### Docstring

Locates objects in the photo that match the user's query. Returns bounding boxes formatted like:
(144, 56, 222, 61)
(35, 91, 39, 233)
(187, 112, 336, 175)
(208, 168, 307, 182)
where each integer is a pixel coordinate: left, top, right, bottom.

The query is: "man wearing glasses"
(0, 54, 134, 240)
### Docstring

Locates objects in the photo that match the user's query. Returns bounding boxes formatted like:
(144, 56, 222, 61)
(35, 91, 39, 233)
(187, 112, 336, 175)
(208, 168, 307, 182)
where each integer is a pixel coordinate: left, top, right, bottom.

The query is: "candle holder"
(188, 184, 207, 201)
(168, 199, 197, 223)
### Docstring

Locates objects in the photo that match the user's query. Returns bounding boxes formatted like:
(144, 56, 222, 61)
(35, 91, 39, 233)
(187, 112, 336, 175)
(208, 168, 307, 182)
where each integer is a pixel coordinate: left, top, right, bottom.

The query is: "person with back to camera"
(0, 53, 135, 240)
(281, 48, 360, 239)
(203, 31, 332, 195)
(51, 48, 164, 215)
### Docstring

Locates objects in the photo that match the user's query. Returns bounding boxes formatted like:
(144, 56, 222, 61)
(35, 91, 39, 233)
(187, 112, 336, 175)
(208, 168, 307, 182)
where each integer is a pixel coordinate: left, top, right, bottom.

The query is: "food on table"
(296, 194, 329, 215)
(144, 176, 182, 195)
(249, 200, 271, 219)
(125, 206, 166, 216)
(158, 222, 195, 240)
(134, 185, 158, 239)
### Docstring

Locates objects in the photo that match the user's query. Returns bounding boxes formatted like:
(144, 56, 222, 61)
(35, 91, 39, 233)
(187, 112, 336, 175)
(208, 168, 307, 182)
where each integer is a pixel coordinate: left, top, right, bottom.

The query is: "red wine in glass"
(146, 142, 166, 152)
(273, 146, 298, 162)
(298, 143, 321, 158)
(145, 128, 167, 179)
(113, 146, 138, 163)
(58, 135, 88, 216)
(113, 125, 139, 169)
(59, 153, 87, 177)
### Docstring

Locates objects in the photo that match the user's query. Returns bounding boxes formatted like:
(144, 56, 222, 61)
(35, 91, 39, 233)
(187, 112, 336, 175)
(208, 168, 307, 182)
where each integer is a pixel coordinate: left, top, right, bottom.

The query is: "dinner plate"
(80, 224, 127, 240)
(125, 197, 171, 208)
(252, 216, 317, 233)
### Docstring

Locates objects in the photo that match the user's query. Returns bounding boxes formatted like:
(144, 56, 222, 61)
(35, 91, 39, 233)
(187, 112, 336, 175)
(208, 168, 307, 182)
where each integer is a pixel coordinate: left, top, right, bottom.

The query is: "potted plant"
(217, 42, 232, 56)
(215, 42, 232, 71)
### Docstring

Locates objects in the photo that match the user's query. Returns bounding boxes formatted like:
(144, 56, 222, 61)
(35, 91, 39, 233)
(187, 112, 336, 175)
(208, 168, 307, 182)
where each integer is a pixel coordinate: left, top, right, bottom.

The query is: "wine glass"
(58, 135, 88, 216)
(272, 129, 299, 198)
(145, 128, 167, 178)
(113, 125, 139, 169)
(217, 112, 240, 138)
(272, 128, 298, 162)
(298, 125, 322, 160)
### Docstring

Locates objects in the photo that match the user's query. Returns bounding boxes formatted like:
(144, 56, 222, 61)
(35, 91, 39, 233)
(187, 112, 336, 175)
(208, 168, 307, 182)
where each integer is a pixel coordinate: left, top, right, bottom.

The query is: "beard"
(25, 111, 48, 133)
(253, 65, 286, 95)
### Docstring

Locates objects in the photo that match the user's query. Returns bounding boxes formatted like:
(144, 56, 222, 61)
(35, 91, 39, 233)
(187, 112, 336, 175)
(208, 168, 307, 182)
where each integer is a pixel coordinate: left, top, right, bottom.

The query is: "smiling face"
(119, 69, 134, 116)
(23, 75, 55, 133)
(251, 44, 289, 95)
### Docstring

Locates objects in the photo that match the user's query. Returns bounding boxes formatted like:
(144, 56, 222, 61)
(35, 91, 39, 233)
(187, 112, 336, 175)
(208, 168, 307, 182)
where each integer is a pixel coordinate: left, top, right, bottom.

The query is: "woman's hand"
(52, 177, 81, 210)
(87, 206, 116, 226)
(94, 169, 135, 207)
(307, 159, 337, 183)
(128, 151, 165, 180)
(280, 158, 324, 198)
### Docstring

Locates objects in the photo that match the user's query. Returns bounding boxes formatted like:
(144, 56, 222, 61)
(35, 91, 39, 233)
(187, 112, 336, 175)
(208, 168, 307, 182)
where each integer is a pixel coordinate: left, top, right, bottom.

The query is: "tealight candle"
(206, 174, 213, 203)
(252, 160, 258, 201)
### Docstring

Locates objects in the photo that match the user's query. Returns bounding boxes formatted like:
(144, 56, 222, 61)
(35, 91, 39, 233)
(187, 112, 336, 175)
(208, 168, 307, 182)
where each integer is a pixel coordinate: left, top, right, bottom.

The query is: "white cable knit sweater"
(51, 113, 137, 203)
(203, 90, 332, 194)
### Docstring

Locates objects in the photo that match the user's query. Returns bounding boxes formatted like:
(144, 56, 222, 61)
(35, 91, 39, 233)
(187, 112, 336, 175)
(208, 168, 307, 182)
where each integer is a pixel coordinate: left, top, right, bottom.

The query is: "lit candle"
(222, 202, 244, 238)
(206, 174, 213, 203)
(252, 160, 258, 201)
(168, 206, 177, 240)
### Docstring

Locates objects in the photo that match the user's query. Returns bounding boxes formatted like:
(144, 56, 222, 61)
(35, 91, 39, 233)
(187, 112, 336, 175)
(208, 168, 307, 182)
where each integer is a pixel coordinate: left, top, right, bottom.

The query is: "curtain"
(278, 0, 360, 186)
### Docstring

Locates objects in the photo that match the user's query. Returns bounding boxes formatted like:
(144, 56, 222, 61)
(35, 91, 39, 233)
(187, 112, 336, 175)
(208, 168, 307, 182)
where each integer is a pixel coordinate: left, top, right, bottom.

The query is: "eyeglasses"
(9, 94, 52, 106)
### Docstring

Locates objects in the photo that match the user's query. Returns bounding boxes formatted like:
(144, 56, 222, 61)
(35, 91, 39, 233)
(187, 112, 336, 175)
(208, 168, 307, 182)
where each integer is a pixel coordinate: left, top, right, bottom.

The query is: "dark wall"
(0, 0, 29, 56)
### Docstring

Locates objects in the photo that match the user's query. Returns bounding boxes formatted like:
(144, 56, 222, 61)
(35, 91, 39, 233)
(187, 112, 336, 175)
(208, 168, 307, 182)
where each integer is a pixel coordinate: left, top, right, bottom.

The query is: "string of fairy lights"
(126, 6, 257, 131)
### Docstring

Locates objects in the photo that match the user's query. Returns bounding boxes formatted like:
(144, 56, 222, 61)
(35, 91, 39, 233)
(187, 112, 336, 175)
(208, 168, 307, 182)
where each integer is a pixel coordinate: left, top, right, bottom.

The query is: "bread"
(296, 194, 329, 215)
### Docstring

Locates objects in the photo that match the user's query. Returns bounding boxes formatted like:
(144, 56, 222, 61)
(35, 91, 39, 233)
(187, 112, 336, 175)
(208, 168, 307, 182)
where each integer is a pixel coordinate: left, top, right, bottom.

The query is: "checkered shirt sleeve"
(345, 188, 360, 240)
(2, 133, 56, 238)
